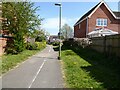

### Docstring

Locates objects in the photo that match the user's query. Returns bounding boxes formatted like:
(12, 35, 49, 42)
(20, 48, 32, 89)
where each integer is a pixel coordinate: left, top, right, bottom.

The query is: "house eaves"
(74, 17, 87, 26)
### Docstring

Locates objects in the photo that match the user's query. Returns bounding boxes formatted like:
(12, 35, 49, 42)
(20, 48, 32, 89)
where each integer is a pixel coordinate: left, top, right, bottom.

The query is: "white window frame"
(96, 18, 107, 26)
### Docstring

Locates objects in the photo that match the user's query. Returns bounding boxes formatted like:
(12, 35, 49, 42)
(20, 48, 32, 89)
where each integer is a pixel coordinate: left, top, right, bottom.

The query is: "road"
(1, 45, 64, 88)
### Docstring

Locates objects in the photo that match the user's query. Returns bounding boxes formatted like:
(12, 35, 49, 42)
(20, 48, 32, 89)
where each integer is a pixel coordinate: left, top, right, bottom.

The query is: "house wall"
(88, 4, 120, 33)
(0, 38, 7, 56)
(74, 19, 87, 38)
(118, 22, 120, 33)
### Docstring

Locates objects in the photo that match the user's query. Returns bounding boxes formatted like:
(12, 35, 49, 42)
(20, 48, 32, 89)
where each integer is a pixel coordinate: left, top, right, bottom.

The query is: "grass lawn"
(1, 50, 40, 75)
(61, 45, 120, 88)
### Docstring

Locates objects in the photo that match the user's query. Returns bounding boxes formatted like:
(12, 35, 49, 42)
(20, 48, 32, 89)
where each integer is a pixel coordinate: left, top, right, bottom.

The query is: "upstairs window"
(96, 18, 107, 26)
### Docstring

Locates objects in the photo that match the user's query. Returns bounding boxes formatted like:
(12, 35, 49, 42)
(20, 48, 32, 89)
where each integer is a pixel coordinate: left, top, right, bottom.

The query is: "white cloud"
(42, 17, 78, 29)
(42, 17, 67, 29)
(41, 17, 78, 35)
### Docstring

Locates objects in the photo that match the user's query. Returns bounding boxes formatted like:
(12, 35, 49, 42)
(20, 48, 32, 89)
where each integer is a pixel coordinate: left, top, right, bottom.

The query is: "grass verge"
(61, 45, 120, 88)
(1, 49, 41, 75)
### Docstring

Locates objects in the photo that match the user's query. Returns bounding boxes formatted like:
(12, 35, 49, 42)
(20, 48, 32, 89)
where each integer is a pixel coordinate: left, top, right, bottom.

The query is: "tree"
(32, 29, 46, 42)
(61, 24, 73, 39)
(2, 2, 42, 54)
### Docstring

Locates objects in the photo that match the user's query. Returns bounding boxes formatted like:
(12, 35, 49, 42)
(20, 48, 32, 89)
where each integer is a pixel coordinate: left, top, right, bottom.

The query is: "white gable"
(88, 1, 117, 19)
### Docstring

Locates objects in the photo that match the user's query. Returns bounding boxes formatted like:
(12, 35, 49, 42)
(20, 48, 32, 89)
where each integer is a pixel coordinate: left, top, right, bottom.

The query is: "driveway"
(1, 45, 64, 88)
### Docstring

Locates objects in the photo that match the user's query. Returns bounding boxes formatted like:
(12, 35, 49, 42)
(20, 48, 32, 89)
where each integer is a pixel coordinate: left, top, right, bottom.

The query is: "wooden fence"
(90, 34, 120, 58)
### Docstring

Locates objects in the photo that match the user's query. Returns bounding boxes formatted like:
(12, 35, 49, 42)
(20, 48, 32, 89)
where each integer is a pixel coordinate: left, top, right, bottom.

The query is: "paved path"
(1, 45, 64, 88)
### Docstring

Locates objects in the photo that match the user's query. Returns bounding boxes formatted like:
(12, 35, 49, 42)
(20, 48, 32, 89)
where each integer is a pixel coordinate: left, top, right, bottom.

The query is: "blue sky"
(34, 1, 119, 35)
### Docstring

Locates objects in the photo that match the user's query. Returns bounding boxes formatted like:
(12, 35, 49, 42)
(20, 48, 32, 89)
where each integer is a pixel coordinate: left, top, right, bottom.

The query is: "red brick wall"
(88, 4, 120, 33)
(74, 19, 87, 38)
(0, 38, 7, 56)
(119, 24, 120, 33)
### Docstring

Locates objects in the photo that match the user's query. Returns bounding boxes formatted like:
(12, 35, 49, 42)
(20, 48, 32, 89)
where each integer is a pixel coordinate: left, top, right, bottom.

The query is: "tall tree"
(2, 2, 42, 54)
(61, 24, 73, 39)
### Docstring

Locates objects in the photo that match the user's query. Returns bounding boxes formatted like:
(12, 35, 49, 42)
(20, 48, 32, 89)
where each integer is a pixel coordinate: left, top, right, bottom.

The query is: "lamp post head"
(55, 3, 61, 6)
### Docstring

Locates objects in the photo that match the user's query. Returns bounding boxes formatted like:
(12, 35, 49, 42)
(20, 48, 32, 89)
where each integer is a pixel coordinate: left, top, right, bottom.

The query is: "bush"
(52, 41, 59, 46)
(35, 41, 46, 50)
(5, 37, 25, 54)
(35, 35, 46, 42)
(5, 48, 18, 54)
(26, 43, 37, 50)
(26, 41, 46, 50)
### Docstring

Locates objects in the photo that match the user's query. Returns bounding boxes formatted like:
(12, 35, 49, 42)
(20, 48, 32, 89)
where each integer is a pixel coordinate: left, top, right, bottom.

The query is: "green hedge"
(26, 41, 46, 50)
(52, 41, 59, 46)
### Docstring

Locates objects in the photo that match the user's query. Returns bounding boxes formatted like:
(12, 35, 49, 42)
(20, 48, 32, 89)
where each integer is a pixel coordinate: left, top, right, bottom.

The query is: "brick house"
(49, 35, 59, 44)
(74, 0, 120, 38)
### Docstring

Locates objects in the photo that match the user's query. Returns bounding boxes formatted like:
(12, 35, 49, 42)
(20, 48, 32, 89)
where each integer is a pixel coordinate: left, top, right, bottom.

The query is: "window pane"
(97, 19, 101, 26)
(104, 19, 107, 26)
(101, 19, 103, 26)
(98, 22, 100, 25)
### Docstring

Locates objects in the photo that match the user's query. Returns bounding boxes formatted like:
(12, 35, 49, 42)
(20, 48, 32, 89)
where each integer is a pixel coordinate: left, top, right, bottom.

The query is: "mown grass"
(61, 45, 120, 88)
(1, 50, 40, 75)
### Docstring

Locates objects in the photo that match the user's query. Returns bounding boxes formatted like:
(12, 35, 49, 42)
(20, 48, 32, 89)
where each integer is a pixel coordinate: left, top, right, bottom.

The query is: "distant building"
(74, 0, 120, 38)
(49, 35, 59, 43)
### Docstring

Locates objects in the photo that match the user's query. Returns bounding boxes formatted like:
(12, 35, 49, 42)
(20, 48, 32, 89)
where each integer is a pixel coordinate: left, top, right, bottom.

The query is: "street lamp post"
(55, 3, 62, 60)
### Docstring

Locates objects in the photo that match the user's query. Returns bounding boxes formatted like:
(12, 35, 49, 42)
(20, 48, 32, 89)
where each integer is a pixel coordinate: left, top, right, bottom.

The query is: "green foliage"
(52, 41, 59, 46)
(2, 2, 42, 54)
(35, 41, 46, 49)
(35, 35, 46, 42)
(26, 43, 37, 50)
(29, 29, 46, 43)
(26, 41, 46, 50)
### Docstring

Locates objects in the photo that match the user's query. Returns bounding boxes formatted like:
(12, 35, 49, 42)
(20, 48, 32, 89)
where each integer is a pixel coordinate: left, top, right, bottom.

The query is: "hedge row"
(26, 41, 46, 50)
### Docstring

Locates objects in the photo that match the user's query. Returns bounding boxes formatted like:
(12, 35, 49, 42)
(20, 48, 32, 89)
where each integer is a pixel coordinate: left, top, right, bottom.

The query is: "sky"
(33, 0, 119, 35)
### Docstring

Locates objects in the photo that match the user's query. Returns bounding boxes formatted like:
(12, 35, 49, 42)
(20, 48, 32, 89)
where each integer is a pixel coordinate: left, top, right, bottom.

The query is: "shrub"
(26, 43, 37, 50)
(5, 35, 26, 55)
(35, 41, 46, 50)
(35, 35, 46, 42)
(26, 41, 46, 50)
(52, 41, 59, 46)
(5, 48, 18, 54)
(5, 37, 25, 54)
